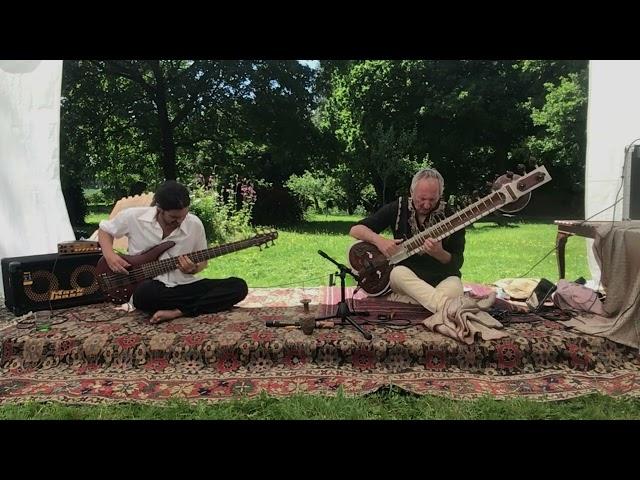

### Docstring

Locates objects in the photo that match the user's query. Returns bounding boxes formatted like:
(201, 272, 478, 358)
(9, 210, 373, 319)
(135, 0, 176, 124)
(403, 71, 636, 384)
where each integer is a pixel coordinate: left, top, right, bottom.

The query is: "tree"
(319, 59, 588, 207)
(285, 170, 345, 214)
(61, 60, 320, 198)
(233, 60, 320, 185)
(319, 60, 426, 206)
(525, 70, 589, 188)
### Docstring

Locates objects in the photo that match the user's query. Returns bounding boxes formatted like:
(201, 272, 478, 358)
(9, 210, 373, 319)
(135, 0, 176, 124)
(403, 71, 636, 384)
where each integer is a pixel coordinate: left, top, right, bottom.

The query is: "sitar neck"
(384, 166, 550, 266)
(403, 190, 506, 254)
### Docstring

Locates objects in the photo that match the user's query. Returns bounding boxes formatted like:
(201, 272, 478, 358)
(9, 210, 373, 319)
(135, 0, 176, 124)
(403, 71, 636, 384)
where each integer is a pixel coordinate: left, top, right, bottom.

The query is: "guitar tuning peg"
(506, 171, 514, 179)
(516, 163, 526, 174)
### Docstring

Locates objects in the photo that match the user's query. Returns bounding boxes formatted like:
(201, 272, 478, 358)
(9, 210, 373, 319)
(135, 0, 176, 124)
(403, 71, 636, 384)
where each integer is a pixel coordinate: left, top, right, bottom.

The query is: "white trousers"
(387, 265, 464, 313)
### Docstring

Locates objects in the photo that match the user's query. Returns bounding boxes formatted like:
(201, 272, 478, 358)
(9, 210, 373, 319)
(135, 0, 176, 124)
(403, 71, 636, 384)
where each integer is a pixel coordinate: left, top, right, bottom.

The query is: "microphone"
(317, 250, 359, 280)
(317, 250, 332, 262)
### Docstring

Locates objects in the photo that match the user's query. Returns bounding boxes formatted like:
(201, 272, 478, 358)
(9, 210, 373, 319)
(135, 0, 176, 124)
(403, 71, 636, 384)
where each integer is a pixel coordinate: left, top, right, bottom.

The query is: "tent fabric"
(0, 60, 74, 298)
(585, 60, 640, 283)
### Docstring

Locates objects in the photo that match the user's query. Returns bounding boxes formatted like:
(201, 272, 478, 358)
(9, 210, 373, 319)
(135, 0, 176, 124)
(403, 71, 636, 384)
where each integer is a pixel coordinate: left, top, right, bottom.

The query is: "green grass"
(2, 390, 640, 419)
(201, 214, 363, 287)
(204, 214, 590, 287)
(84, 212, 108, 228)
(85, 211, 590, 285)
(7, 212, 612, 419)
(463, 222, 590, 283)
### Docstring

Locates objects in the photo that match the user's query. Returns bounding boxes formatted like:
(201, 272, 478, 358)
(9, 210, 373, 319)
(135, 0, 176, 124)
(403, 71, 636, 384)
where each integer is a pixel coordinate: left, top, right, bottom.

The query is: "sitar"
(96, 230, 277, 303)
(348, 166, 552, 296)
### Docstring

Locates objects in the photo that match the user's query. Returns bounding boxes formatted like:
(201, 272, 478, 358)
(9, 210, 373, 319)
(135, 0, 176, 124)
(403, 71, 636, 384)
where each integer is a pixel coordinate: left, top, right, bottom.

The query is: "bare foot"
(149, 309, 184, 324)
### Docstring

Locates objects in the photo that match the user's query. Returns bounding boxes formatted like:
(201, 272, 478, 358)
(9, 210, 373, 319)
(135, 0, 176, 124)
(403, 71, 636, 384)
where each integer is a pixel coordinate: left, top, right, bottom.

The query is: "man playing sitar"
(349, 165, 551, 342)
(350, 168, 466, 316)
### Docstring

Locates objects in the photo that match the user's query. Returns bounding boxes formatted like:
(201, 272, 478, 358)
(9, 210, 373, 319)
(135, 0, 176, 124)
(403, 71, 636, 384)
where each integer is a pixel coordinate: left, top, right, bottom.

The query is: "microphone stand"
(316, 250, 372, 340)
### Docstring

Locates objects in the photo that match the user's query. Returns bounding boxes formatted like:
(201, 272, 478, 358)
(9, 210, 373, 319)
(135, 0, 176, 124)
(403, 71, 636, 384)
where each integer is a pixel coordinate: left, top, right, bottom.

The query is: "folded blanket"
(423, 292, 509, 344)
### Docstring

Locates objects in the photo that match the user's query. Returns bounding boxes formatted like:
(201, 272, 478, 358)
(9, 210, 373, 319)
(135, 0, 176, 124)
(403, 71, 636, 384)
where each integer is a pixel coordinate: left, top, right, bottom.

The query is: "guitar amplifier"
(1, 252, 106, 315)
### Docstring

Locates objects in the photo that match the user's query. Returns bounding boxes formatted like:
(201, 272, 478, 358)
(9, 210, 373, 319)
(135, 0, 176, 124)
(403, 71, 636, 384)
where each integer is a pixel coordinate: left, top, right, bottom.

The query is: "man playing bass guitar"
(98, 180, 248, 324)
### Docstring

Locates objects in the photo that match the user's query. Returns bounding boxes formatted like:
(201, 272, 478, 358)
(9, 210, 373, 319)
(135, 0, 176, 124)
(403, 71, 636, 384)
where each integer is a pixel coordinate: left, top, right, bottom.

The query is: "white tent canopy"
(584, 60, 640, 282)
(0, 60, 74, 298)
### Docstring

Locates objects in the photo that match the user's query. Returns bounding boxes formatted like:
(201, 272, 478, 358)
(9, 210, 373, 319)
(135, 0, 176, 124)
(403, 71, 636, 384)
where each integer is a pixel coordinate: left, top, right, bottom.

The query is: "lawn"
(200, 214, 591, 287)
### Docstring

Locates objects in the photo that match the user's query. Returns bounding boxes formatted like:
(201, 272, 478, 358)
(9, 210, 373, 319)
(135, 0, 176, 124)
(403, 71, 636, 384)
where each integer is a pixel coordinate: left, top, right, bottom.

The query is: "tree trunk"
(494, 144, 508, 176)
(371, 175, 385, 210)
(151, 61, 178, 180)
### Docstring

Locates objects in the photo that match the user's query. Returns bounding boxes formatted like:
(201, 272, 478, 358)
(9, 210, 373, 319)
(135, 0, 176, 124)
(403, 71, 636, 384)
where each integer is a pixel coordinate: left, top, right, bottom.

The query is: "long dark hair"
(152, 180, 191, 210)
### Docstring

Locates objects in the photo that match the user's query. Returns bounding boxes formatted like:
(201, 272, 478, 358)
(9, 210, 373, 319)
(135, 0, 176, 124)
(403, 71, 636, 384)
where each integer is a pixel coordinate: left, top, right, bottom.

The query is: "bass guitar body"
(95, 242, 176, 304)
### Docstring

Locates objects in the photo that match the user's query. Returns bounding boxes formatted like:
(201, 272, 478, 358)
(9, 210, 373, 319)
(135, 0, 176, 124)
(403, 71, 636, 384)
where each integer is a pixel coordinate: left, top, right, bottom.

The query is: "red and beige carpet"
(1, 287, 639, 404)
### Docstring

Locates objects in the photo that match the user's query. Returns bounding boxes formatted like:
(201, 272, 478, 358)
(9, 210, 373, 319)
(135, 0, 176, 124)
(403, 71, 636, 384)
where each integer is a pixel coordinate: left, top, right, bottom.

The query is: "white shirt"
(99, 206, 207, 287)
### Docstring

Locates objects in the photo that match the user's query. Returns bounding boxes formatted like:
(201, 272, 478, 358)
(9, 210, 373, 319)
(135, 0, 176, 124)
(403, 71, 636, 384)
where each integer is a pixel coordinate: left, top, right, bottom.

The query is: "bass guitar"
(96, 230, 277, 303)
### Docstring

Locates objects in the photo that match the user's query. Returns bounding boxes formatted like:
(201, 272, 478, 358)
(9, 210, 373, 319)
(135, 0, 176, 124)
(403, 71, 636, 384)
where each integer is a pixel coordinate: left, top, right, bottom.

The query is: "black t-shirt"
(353, 197, 465, 286)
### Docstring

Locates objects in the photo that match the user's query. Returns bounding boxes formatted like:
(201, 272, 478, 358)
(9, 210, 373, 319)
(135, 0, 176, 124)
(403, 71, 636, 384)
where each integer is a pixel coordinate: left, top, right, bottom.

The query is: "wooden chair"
(89, 193, 154, 251)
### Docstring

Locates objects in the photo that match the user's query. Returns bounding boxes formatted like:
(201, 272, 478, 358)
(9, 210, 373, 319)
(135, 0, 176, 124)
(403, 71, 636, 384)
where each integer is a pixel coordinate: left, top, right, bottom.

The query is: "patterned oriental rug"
(1, 287, 639, 404)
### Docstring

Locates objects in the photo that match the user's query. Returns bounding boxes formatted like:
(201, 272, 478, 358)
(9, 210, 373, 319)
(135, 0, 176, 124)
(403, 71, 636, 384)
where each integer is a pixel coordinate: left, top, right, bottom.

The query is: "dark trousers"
(132, 277, 248, 317)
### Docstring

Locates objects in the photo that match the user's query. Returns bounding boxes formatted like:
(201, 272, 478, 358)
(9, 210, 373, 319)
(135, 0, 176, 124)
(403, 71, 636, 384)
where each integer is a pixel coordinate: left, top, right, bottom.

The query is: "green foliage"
(525, 72, 588, 189)
(318, 60, 588, 205)
(253, 185, 304, 226)
(60, 59, 590, 215)
(252, 185, 304, 227)
(61, 60, 320, 201)
(285, 170, 345, 214)
(368, 123, 427, 204)
(5, 391, 640, 419)
(84, 189, 107, 206)
(354, 184, 377, 215)
(233, 61, 321, 185)
(318, 61, 427, 206)
(188, 175, 256, 244)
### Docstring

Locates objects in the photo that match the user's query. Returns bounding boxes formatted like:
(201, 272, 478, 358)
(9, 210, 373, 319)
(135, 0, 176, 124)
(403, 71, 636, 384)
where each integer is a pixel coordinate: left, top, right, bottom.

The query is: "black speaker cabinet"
(1, 252, 106, 315)
(630, 144, 640, 219)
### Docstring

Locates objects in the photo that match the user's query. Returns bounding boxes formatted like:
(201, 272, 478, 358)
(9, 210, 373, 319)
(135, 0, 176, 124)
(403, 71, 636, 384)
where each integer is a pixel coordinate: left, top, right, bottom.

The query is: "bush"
(285, 170, 346, 214)
(188, 176, 256, 244)
(252, 185, 303, 227)
(84, 189, 107, 206)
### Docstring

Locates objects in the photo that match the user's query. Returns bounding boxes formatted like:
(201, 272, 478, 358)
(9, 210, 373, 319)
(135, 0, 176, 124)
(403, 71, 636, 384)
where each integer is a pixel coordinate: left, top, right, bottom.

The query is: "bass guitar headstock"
(253, 228, 278, 250)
